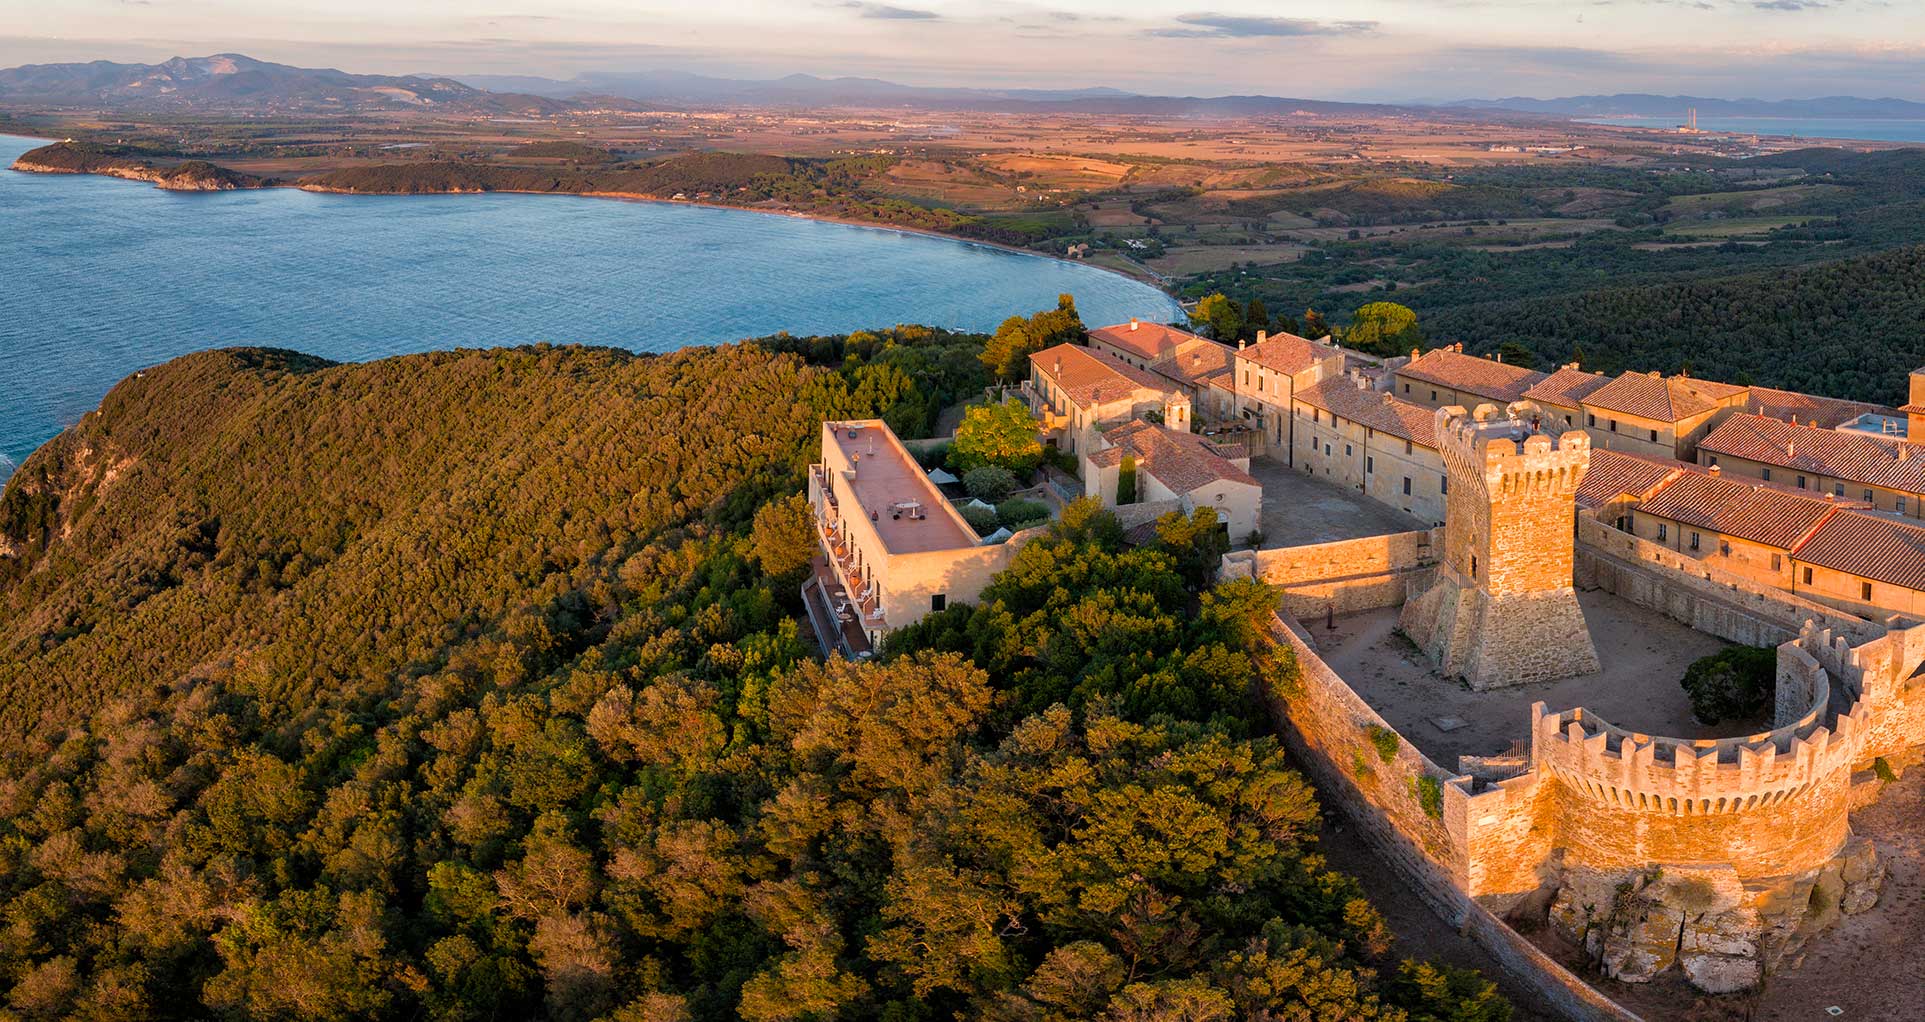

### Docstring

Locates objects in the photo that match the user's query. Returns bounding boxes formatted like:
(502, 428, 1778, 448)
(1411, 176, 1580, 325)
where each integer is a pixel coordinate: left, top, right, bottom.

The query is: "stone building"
(1231, 329, 1345, 458)
(1080, 420, 1262, 542)
(1290, 375, 1449, 524)
(1576, 370, 1751, 461)
(1399, 403, 1601, 688)
(1698, 412, 1925, 518)
(1393, 344, 1545, 410)
(1024, 342, 1191, 455)
(1627, 468, 1854, 589)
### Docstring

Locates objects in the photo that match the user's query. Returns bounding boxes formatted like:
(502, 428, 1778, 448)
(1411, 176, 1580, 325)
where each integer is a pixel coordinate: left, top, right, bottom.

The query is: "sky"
(3, 0, 1923, 102)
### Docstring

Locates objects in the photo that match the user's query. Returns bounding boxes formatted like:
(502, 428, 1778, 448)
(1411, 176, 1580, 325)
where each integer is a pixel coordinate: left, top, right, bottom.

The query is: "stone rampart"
(1225, 528, 1439, 617)
(1264, 615, 1644, 1022)
(1575, 515, 1881, 647)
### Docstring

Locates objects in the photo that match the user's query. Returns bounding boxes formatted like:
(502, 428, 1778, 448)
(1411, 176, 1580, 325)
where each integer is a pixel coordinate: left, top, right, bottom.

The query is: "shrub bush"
(1366, 723, 1400, 764)
(1681, 645, 1776, 724)
(963, 465, 1018, 503)
(959, 503, 999, 535)
(997, 497, 1051, 531)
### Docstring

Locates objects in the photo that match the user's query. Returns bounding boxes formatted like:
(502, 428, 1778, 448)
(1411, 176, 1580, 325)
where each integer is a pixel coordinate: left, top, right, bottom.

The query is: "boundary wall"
(1265, 616, 1645, 1022)
(1224, 528, 1439, 617)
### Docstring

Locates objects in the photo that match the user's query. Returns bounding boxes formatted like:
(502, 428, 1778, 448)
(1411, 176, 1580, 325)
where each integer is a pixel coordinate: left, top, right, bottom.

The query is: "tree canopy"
(950, 399, 1045, 474)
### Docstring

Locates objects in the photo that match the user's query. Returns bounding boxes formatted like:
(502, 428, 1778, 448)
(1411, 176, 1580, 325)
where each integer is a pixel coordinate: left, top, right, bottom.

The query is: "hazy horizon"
(5, 0, 1925, 104)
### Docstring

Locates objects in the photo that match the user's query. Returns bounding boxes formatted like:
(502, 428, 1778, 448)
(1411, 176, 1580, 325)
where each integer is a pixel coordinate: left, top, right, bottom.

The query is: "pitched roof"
(1523, 366, 1609, 409)
(1396, 348, 1546, 403)
(1238, 331, 1345, 376)
(1576, 449, 1687, 510)
(1150, 337, 1237, 389)
(1582, 371, 1747, 423)
(1745, 387, 1892, 429)
(1089, 420, 1257, 495)
(1637, 470, 1848, 549)
(1088, 320, 1197, 362)
(1031, 343, 1180, 408)
(1795, 511, 1925, 591)
(1699, 414, 1925, 495)
(1296, 378, 1439, 448)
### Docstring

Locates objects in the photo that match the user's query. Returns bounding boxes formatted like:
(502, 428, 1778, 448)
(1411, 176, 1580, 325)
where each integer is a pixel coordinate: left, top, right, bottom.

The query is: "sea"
(1576, 116, 1925, 145)
(0, 133, 1179, 476)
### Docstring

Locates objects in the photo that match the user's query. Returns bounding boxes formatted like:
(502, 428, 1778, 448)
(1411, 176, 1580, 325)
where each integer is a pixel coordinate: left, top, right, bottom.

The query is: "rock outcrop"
(10, 143, 262, 191)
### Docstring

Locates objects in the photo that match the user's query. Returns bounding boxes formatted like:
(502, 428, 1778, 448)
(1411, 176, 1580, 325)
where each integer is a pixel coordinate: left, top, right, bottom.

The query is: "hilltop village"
(801, 318, 1925, 1017)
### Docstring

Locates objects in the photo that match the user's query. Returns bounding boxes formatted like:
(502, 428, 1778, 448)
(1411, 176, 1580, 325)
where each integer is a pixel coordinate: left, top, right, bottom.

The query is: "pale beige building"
(1576, 371, 1750, 461)
(1698, 413, 1925, 518)
(1627, 469, 1851, 590)
(804, 420, 1028, 655)
(1393, 345, 1545, 411)
(1025, 342, 1191, 455)
(1231, 330, 1346, 458)
(1290, 377, 1449, 524)
(1080, 419, 1262, 542)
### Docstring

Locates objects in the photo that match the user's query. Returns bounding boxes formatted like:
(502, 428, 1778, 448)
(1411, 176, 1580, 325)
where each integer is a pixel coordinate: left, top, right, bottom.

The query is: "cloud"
(1752, 0, 1830, 8)
(842, 2, 941, 19)
(1149, 13, 1377, 39)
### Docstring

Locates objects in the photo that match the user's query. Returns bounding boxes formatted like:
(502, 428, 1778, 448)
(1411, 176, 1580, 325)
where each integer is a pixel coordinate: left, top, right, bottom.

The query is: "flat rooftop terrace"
(1248, 456, 1426, 547)
(825, 421, 975, 554)
(1306, 591, 1755, 769)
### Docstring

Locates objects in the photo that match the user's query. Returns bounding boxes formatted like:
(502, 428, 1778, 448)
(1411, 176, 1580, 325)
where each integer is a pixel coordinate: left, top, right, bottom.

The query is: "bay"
(0, 133, 1179, 475)
(1575, 116, 1925, 144)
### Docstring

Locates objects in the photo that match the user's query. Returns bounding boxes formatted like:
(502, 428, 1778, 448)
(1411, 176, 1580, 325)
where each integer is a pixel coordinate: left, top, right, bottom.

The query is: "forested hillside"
(0, 338, 1505, 1020)
(1431, 243, 1925, 403)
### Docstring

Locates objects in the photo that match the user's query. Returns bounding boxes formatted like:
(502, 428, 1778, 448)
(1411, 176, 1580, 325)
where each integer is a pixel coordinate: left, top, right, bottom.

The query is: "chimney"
(1238, 338, 1246, 351)
(1787, 440, 1794, 458)
(1054, 356, 1062, 376)
(1495, 351, 1504, 364)
(1129, 317, 1139, 332)
(1257, 330, 1268, 345)
(1709, 464, 1721, 475)
(1410, 347, 1420, 361)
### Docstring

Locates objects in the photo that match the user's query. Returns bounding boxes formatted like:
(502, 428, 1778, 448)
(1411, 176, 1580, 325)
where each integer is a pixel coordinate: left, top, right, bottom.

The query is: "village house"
(1086, 317, 1192, 369)
(803, 420, 1029, 656)
(1079, 419, 1262, 541)
(1522, 364, 1609, 430)
(1574, 370, 1751, 461)
(1290, 376, 1449, 524)
(1697, 413, 1925, 518)
(1627, 467, 1855, 589)
(1791, 511, 1925, 618)
(1025, 342, 1191, 455)
(1574, 448, 1689, 523)
(1231, 329, 1346, 458)
(1393, 344, 1544, 410)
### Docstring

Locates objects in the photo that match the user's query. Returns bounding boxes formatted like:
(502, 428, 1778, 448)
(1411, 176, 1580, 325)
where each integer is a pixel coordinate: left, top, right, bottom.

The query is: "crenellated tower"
(1399, 402, 1601, 689)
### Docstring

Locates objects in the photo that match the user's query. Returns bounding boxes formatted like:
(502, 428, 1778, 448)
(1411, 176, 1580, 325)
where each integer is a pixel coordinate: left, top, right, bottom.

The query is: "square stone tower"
(1399, 402, 1600, 689)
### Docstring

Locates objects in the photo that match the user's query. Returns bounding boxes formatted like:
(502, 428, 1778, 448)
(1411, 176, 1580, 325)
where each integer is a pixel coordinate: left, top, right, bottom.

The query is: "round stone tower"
(1399, 402, 1601, 689)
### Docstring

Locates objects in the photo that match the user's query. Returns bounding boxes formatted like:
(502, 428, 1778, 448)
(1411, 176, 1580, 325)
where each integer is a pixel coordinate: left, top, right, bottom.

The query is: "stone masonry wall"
(1263, 615, 1644, 1022)
(1225, 528, 1439, 617)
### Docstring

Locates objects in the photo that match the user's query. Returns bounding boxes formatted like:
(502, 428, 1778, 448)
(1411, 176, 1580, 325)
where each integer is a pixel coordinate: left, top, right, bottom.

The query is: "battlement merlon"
(1433, 402, 1592, 498)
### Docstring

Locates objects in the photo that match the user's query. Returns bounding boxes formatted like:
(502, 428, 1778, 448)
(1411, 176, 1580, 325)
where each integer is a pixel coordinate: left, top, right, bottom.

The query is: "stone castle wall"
(1224, 528, 1439, 617)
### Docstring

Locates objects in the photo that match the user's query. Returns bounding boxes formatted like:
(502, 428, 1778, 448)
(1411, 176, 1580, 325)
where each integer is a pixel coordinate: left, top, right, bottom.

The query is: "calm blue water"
(0, 132, 1177, 474)
(1577, 116, 1925, 144)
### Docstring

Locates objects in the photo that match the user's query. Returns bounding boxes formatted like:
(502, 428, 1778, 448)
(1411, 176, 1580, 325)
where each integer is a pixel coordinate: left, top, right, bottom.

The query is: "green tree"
(1117, 453, 1137, 504)
(978, 295, 1085, 382)
(750, 493, 817, 581)
(1190, 293, 1242, 341)
(950, 399, 1043, 473)
(1302, 308, 1330, 340)
(1344, 302, 1422, 357)
(1494, 341, 1537, 371)
(963, 465, 1018, 503)
(1244, 297, 1271, 340)
(1681, 646, 1777, 724)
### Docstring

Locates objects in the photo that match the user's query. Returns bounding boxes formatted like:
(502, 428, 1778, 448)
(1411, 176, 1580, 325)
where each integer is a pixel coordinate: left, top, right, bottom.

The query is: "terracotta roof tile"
(1239, 331, 1345, 376)
(1638, 470, 1849, 549)
(1576, 449, 1687, 510)
(1397, 348, 1546, 403)
(1093, 420, 1257, 494)
(1031, 343, 1180, 408)
(1088, 320, 1197, 362)
(1523, 366, 1609, 408)
(1296, 379, 1438, 448)
(1744, 387, 1893, 429)
(1150, 337, 1237, 389)
(1582, 372, 1745, 422)
(1699, 414, 1925, 495)
(1795, 511, 1925, 591)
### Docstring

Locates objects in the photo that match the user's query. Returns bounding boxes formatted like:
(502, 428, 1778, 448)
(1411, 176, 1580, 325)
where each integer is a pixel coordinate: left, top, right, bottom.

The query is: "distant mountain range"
(1451, 94, 1925, 119)
(0, 53, 569, 115)
(4, 54, 1922, 124)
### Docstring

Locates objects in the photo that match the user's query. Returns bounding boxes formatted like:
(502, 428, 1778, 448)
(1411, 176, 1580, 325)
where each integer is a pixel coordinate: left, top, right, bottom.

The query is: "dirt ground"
(1308, 594, 1742, 767)
(1752, 766, 1925, 1022)
(1248, 457, 1426, 547)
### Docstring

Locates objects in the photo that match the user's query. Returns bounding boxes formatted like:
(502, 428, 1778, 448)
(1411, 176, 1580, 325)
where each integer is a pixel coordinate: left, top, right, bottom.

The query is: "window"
(1649, 428, 1658, 443)
(1430, 389, 1438, 402)
(1797, 475, 1807, 489)
(1719, 541, 1731, 556)
(1689, 532, 1700, 551)
(1803, 566, 1813, 585)
(1402, 476, 1412, 496)
(1609, 419, 1618, 433)
(1565, 414, 1573, 425)
(1708, 455, 1719, 467)
(1771, 553, 1782, 571)
(1471, 555, 1478, 579)
(1324, 442, 1332, 456)
(1835, 483, 1846, 497)
(1657, 523, 1668, 542)
(1344, 444, 1352, 457)
(1763, 468, 1773, 481)
(1865, 489, 1874, 502)
(1403, 383, 1410, 394)
(1366, 456, 1375, 474)
(1404, 440, 1413, 455)
(1900, 497, 1909, 514)
(931, 594, 946, 612)
(1441, 475, 1448, 494)
(1588, 413, 1596, 427)
(1617, 516, 1631, 531)
(1863, 581, 1874, 601)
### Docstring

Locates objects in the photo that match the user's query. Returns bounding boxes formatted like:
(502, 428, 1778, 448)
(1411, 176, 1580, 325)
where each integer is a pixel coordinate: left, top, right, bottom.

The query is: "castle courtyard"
(1247, 456, 1427, 547)
(1306, 590, 1748, 768)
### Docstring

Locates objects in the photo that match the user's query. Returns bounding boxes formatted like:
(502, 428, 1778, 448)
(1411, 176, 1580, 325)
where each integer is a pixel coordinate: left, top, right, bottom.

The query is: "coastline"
(5, 146, 1176, 295)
